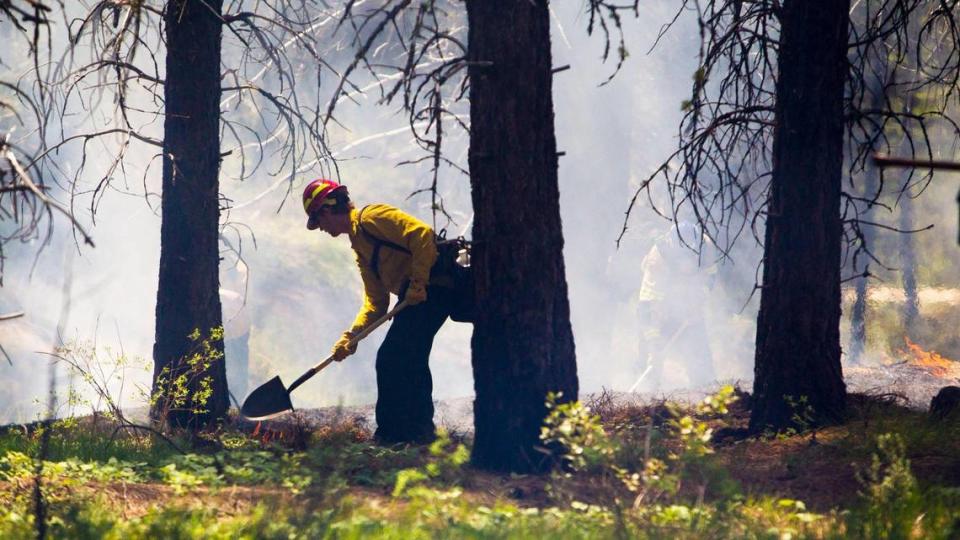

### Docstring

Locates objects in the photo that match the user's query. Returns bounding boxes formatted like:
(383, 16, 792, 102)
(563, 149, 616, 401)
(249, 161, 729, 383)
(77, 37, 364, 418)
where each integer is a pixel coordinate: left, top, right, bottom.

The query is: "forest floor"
(3, 377, 960, 538)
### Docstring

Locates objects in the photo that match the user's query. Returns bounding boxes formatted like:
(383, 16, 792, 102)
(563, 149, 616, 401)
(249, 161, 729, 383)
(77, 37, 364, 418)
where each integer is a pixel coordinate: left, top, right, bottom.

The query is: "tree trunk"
(850, 161, 879, 365)
(466, 0, 578, 473)
(849, 251, 869, 364)
(750, 0, 849, 432)
(899, 173, 919, 335)
(151, 0, 228, 428)
(849, 83, 884, 366)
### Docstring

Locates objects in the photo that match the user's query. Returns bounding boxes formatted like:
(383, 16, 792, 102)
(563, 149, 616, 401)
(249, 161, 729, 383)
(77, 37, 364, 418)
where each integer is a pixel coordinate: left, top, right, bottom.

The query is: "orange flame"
(902, 337, 955, 377)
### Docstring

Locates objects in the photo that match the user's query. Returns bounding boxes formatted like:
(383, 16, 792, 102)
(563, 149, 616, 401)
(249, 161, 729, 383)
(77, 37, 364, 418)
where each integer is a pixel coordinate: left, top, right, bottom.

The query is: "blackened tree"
(848, 60, 895, 365)
(850, 15, 939, 361)
(323, 0, 578, 471)
(848, 164, 878, 365)
(899, 187, 920, 332)
(29, 0, 338, 428)
(151, 0, 228, 427)
(749, 1, 850, 429)
(466, 0, 578, 473)
(606, 0, 960, 431)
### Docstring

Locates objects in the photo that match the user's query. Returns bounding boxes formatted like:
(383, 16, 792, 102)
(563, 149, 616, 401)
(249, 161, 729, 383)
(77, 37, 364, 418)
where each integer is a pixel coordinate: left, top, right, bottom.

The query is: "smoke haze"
(14, 1, 942, 423)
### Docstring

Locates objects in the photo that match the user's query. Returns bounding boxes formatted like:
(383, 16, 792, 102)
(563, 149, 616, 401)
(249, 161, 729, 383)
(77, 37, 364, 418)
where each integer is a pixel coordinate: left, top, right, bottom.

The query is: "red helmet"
(302, 179, 345, 230)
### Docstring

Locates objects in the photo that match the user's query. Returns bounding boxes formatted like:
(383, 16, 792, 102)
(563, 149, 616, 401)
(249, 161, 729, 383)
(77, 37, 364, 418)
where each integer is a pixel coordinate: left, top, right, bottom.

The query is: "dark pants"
(374, 285, 454, 444)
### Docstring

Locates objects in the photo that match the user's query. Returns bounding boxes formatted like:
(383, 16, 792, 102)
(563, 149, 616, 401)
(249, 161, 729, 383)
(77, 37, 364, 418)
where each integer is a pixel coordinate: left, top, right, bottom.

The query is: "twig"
(3, 146, 95, 248)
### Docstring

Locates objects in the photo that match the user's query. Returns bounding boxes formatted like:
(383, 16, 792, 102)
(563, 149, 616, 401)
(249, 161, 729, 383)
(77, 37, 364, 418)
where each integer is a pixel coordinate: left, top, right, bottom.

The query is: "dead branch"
(324, 0, 469, 230)
(1, 0, 92, 282)
(608, 0, 960, 279)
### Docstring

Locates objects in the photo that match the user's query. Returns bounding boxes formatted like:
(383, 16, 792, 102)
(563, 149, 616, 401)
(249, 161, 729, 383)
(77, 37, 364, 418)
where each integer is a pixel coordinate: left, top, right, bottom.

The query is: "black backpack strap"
(357, 205, 411, 280)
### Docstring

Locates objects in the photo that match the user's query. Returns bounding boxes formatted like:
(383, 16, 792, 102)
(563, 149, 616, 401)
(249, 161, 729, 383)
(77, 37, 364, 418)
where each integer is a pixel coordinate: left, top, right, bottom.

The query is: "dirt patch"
(712, 392, 960, 511)
(466, 471, 550, 507)
(716, 429, 860, 511)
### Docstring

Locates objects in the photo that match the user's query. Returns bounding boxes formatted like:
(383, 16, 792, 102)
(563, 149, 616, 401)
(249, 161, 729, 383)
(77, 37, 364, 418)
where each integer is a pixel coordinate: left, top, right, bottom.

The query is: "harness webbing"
(357, 205, 411, 280)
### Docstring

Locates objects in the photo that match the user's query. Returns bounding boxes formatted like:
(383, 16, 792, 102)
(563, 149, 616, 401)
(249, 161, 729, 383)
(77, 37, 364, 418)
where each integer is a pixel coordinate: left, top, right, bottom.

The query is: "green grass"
(4, 391, 960, 538)
(0, 422, 181, 466)
(0, 418, 422, 495)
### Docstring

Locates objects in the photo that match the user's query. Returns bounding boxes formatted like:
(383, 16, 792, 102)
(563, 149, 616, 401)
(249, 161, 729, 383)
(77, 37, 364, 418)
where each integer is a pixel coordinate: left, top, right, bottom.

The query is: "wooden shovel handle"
(286, 299, 410, 393)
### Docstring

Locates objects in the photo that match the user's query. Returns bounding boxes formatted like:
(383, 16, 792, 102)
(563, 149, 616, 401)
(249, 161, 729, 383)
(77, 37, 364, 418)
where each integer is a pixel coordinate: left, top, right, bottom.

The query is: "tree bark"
(151, 0, 228, 428)
(848, 163, 879, 364)
(899, 170, 919, 334)
(750, 0, 849, 432)
(849, 83, 884, 366)
(466, 0, 578, 473)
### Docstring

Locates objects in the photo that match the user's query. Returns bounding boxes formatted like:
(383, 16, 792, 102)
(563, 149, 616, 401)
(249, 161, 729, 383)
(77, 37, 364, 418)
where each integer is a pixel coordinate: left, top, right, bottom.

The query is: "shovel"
(240, 299, 410, 420)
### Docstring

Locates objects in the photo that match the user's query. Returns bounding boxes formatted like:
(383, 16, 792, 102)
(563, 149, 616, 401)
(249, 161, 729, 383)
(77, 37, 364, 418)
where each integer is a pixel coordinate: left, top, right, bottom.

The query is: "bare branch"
(610, 0, 960, 281)
(322, 0, 469, 229)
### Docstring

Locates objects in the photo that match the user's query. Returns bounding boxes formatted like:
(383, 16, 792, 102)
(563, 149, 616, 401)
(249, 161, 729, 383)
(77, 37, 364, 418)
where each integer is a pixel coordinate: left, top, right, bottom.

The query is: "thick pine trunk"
(750, 0, 849, 432)
(466, 0, 578, 473)
(151, 0, 228, 428)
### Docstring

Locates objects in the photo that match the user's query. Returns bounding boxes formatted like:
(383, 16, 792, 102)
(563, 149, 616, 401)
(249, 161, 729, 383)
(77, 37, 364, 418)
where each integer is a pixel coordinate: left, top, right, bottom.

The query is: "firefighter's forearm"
(348, 301, 388, 336)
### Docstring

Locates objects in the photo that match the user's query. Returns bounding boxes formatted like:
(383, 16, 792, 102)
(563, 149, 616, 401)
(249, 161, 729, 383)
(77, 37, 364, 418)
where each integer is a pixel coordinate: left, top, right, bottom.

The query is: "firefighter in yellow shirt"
(302, 179, 459, 444)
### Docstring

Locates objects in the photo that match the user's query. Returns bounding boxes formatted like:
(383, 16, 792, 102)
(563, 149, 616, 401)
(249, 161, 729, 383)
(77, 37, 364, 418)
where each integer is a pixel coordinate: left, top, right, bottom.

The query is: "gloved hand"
(405, 279, 428, 305)
(331, 332, 357, 362)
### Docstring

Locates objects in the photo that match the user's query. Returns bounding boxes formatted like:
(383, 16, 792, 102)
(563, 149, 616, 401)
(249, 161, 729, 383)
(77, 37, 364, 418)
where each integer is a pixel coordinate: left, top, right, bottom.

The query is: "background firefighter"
(303, 179, 468, 444)
(635, 222, 717, 392)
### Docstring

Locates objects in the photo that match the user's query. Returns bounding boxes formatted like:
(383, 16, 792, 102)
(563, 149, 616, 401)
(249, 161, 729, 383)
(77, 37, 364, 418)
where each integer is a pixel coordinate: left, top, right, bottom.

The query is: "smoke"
(1, 1, 774, 424)
(551, 3, 761, 394)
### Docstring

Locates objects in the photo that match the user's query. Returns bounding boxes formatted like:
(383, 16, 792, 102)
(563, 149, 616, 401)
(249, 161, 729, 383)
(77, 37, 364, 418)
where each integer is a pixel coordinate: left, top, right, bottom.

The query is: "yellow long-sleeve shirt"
(345, 204, 438, 336)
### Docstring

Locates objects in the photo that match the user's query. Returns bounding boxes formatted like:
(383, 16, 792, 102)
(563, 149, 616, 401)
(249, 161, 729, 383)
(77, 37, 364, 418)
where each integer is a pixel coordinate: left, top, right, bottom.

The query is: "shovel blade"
(240, 376, 294, 420)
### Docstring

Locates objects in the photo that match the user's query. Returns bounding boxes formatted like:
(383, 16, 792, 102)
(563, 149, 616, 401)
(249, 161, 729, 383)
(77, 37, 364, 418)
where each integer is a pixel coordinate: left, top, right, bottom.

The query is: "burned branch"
(325, 0, 469, 229)
(32, 1, 345, 241)
(1, 0, 93, 284)
(609, 0, 960, 273)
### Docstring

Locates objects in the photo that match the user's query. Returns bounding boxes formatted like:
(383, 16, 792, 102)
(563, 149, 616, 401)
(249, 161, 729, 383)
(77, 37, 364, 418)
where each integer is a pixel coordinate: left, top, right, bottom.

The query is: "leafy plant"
(150, 327, 224, 423)
(541, 392, 617, 474)
(540, 385, 741, 531)
(392, 429, 468, 497)
(850, 433, 924, 539)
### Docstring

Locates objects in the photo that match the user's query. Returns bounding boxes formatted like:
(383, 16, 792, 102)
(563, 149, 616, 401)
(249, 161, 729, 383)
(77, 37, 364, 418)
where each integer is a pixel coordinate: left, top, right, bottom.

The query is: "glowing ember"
(901, 337, 956, 377)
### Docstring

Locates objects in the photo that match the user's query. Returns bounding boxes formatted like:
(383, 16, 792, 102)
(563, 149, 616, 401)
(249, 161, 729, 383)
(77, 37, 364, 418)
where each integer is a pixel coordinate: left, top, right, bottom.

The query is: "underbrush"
(844, 393, 960, 458)
(3, 388, 960, 538)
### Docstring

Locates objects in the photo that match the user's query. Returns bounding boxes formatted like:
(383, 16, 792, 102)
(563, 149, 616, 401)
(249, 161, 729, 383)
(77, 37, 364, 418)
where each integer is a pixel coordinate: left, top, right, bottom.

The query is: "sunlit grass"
(3, 390, 960, 538)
